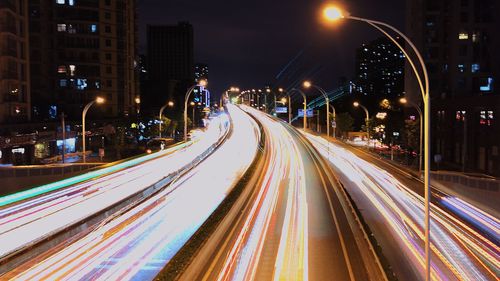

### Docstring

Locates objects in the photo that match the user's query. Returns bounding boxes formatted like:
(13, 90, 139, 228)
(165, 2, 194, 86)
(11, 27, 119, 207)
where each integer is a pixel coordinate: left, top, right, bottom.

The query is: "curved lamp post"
(184, 80, 207, 142)
(290, 88, 308, 131)
(400, 97, 423, 174)
(353, 101, 370, 147)
(158, 101, 174, 138)
(278, 88, 292, 124)
(82, 97, 105, 163)
(323, 6, 431, 280)
(303, 81, 329, 137)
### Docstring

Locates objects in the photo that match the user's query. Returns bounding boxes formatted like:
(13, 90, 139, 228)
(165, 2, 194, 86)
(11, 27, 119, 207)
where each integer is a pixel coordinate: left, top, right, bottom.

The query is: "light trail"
(0, 112, 229, 261)
(216, 106, 309, 281)
(3, 104, 260, 280)
(305, 133, 499, 280)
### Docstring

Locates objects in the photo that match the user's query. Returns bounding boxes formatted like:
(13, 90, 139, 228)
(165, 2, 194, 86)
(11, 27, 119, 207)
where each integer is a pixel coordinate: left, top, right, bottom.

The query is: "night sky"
(138, 0, 405, 98)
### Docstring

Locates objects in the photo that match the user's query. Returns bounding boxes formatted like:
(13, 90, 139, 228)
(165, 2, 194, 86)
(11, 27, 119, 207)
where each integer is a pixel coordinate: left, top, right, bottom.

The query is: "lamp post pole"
(159, 101, 173, 138)
(329, 10, 431, 278)
(184, 81, 206, 142)
(82, 98, 104, 163)
(304, 83, 329, 138)
(290, 88, 307, 131)
(354, 102, 370, 148)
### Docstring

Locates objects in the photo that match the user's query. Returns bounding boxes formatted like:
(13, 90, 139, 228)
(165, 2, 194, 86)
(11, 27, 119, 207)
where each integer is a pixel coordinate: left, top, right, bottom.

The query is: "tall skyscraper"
(28, 0, 138, 121)
(146, 22, 194, 114)
(406, 0, 500, 175)
(0, 0, 30, 123)
(354, 37, 405, 107)
(194, 63, 208, 83)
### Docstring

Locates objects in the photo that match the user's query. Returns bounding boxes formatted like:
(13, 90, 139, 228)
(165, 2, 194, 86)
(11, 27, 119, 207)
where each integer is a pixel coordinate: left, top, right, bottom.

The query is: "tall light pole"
(279, 88, 292, 124)
(82, 97, 105, 163)
(159, 101, 174, 138)
(330, 103, 337, 138)
(353, 102, 370, 147)
(400, 97, 423, 174)
(290, 88, 307, 131)
(322, 6, 431, 279)
(303, 81, 329, 138)
(184, 80, 207, 142)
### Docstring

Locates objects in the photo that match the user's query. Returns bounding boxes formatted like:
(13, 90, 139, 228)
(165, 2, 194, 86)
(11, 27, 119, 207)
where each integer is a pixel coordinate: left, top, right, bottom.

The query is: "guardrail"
(0, 118, 232, 273)
(431, 171, 499, 192)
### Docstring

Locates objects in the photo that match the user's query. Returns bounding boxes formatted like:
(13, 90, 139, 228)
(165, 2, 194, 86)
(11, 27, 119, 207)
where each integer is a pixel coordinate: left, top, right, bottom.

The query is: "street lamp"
(290, 88, 308, 131)
(82, 97, 105, 163)
(303, 81, 330, 138)
(353, 101, 370, 147)
(400, 97, 423, 174)
(158, 101, 174, 138)
(322, 6, 431, 278)
(184, 80, 207, 142)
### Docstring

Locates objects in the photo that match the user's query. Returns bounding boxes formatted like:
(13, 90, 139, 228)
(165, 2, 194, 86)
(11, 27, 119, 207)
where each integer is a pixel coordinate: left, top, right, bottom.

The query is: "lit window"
(458, 64, 466, 73)
(479, 77, 493, 92)
(67, 24, 76, 34)
(49, 105, 57, 119)
(69, 65, 76, 76)
(57, 24, 66, 32)
(458, 32, 469, 40)
(76, 79, 87, 90)
(59, 79, 67, 87)
(95, 81, 100, 89)
(58, 65, 67, 73)
(472, 32, 480, 43)
(68, 0, 74, 5)
(480, 110, 493, 126)
(90, 24, 97, 33)
(471, 64, 480, 73)
(56, 0, 65, 4)
(456, 111, 466, 121)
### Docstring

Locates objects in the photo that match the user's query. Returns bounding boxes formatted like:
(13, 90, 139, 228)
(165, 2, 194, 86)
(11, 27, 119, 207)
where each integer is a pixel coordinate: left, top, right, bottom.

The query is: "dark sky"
(138, 0, 405, 98)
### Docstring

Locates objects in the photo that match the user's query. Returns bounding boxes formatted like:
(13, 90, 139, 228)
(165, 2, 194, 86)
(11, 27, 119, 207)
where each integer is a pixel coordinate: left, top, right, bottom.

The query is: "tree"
(335, 112, 354, 138)
(402, 118, 419, 151)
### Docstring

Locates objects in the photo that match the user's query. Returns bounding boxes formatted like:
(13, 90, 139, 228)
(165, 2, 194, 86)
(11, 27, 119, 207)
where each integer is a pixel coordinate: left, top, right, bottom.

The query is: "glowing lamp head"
(323, 6, 344, 21)
(399, 98, 408, 104)
(281, 97, 287, 104)
(353, 101, 360, 107)
(168, 101, 174, 107)
(190, 101, 195, 106)
(279, 88, 284, 93)
(96, 97, 105, 104)
(199, 79, 208, 87)
(303, 81, 312, 88)
(266, 88, 271, 93)
(134, 97, 141, 104)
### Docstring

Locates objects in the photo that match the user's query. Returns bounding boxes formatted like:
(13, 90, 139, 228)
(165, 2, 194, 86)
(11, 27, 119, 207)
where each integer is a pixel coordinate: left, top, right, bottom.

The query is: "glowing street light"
(303, 81, 331, 138)
(322, 6, 431, 278)
(159, 101, 174, 138)
(353, 101, 370, 147)
(400, 97, 423, 174)
(82, 97, 105, 163)
(184, 79, 207, 142)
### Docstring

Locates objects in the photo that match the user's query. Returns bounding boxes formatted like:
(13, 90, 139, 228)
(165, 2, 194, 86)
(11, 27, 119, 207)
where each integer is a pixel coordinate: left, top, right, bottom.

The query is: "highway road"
(1, 104, 260, 280)
(181, 106, 385, 280)
(305, 133, 499, 281)
(0, 112, 228, 266)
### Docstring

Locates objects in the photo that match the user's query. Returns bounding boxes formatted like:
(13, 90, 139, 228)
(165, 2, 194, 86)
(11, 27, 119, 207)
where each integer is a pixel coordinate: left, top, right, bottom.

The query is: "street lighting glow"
(279, 88, 284, 93)
(323, 6, 344, 21)
(190, 101, 195, 106)
(134, 97, 141, 104)
(168, 101, 174, 107)
(353, 101, 360, 107)
(281, 97, 287, 104)
(96, 97, 105, 104)
(399, 97, 408, 104)
(199, 79, 208, 87)
(303, 81, 312, 88)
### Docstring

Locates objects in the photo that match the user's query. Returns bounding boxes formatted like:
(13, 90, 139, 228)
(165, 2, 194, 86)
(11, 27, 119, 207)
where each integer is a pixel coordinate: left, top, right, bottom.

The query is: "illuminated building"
(406, 0, 500, 175)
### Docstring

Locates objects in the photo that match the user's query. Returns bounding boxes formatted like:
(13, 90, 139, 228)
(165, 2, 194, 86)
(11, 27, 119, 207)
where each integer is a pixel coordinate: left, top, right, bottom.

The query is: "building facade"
(406, 0, 500, 175)
(28, 0, 138, 121)
(354, 37, 405, 107)
(146, 22, 194, 114)
(0, 0, 30, 123)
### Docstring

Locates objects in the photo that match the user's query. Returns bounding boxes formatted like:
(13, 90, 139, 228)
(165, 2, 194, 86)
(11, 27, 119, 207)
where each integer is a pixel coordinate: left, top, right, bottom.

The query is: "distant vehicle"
(146, 138, 174, 153)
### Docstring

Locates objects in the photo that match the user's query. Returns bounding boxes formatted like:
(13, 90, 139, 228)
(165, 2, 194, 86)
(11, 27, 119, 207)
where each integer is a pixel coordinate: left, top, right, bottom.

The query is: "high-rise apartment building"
(406, 0, 500, 175)
(28, 0, 138, 121)
(146, 22, 194, 114)
(354, 37, 405, 107)
(194, 63, 208, 84)
(0, 0, 30, 123)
